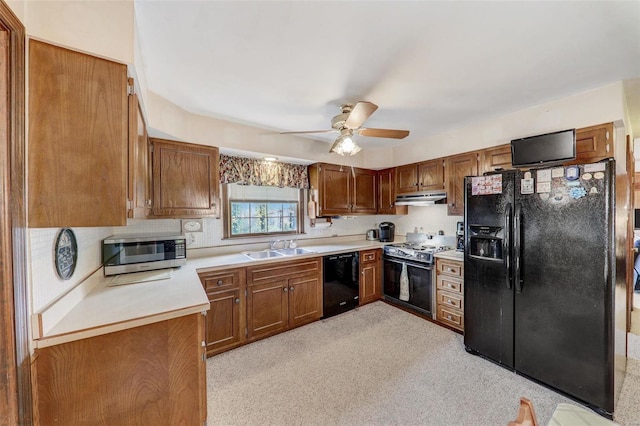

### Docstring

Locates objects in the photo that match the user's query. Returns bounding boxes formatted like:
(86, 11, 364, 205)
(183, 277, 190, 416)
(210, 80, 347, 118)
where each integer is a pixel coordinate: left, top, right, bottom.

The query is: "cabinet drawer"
(199, 268, 245, 293)
(247, 258, 321, 286)
(436, 275, 463, 294)
(360, 249, 378, 263)
(437, 260, 463, 277)
(437, 305, 464, 330)
(436, 290, 463, 310)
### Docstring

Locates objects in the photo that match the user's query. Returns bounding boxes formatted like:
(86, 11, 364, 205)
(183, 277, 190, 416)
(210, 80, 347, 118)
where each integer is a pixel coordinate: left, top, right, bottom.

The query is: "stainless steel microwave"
(103, 234, 187, 276)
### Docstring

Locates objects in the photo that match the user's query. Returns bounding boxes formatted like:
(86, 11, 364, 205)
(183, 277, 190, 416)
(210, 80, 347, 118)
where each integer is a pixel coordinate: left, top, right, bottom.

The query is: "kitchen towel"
(399, 262, 410, 301)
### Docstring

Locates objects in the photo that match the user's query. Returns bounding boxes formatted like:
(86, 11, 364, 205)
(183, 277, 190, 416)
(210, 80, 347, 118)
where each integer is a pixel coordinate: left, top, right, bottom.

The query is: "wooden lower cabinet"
(199, 268, 246, 357)
(247, 279, 289, 340)
(32, 314, 206, 425)
(247, 258, 322, 342)
(359, 249, 382, 305)
(435, 258, 465, 332)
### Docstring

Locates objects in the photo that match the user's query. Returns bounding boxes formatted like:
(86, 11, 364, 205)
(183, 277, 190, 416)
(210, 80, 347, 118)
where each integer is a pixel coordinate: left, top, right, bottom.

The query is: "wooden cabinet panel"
(28, 40, 128, 227)
(480, 144, 512, 174)
(247, 258, 320, 286)
(288, 275, 322, 328)
(151, 138, 220, 217)
(32, 314, 206, 425)
(128, 91, 152, 218)
(445, 152, 479, 216)
(247, 257, 322, 339)
(435, 258, 464, 332)
(247, 280, 289, 341)
(317, 164, 351, 215)
(359, 249, 381, 305)
(199, 268, 246, 356)
(206, 288, 243, 354)
(396, 164, 419, 194)
(377, 168, 408, 215)
(572, 122, 613, 164)
(418, 159, 445, 191)
(309, 163, 378, 215)
(353, 168, 377, 213)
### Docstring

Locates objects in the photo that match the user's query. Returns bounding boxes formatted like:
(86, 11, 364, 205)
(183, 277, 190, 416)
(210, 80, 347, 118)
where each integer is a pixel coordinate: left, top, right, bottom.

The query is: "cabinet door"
(352, 168, 377, 214)
(28, 40, 128, 227)
(377, 168, 395, 214)
(151, 138, 220, 217)
(247, 280, 289, 341)
(418, 159, 445, 191)
(445, 152, 478, 216)
(573, 122, 613, 164)
(318, 164, 352, 215)
(359, 250, 381, 305)
(205, 288, 243, 356)
(128, 92, 152, 218)
(480, 144, 512, 175)
(288, 275, 322, 328)
(396, 164, 419, 194)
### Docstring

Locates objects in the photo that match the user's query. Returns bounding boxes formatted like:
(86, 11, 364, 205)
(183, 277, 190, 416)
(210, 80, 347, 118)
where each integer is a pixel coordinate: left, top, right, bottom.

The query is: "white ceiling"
(134, 1, 640, 152)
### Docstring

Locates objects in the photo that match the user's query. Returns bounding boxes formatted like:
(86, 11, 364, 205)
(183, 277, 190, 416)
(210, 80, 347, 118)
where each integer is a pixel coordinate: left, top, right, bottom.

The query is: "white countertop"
(33, 238, 392, 348)
(434, 250, 465, 262)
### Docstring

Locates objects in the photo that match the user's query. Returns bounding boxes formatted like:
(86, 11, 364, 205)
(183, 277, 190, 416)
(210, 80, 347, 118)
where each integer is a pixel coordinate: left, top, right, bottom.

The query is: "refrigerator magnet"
(536, 181, 551, 193)
(551, 168, 565, 178)
(521, 177, 534, 194)
(590, 187, 599, 194)
(537, 169, 552, 182)
(582, 173, 593, 181)
(565, 166, 579, 181)
(594, 172, 605, 180)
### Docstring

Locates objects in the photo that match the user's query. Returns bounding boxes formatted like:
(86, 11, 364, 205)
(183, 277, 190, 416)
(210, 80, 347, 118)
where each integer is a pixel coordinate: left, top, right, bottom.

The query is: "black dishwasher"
(323, 252, 359, 318)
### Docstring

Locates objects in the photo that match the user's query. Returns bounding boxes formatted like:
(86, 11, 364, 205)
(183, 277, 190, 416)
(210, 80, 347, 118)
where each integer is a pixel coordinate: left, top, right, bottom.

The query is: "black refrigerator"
(463, 159, 623, 417)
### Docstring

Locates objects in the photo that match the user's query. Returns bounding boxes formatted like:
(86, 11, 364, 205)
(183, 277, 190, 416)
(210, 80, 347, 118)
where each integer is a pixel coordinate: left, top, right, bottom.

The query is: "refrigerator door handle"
(504, 203, 512, 290)
(514, 203, 522, 293)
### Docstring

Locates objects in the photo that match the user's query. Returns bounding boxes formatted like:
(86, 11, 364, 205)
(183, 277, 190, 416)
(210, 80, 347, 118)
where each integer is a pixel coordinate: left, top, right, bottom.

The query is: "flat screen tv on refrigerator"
(511, 129, 576, 168)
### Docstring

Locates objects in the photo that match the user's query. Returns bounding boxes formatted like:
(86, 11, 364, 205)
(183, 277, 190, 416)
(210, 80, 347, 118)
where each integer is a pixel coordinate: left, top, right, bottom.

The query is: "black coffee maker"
(379, 222, 395, 242)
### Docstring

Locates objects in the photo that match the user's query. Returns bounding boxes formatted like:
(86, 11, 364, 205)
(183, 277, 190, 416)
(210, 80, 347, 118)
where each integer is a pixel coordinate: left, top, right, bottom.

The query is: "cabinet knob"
(217, 280, 223, 286)
(447, 315, 453, 320)
(289, 286, 294, 291)
(234, 298, 240, 304)
(283, 287, 288, 293)
(211, 202, 217, 208)
(389, 203, 393, 208)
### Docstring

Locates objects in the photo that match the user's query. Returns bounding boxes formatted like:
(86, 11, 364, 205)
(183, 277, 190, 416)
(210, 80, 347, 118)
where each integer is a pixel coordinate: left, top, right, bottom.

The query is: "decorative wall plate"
(55, 228, 77, 280)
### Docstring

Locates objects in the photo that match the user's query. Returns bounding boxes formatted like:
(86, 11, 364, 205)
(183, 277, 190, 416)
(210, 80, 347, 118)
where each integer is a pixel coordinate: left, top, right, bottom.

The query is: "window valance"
(220, 154, 309, 189)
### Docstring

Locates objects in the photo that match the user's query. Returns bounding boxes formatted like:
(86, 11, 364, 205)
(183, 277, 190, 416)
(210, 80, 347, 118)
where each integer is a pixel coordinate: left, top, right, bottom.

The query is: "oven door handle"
(383, 257, 433, 271)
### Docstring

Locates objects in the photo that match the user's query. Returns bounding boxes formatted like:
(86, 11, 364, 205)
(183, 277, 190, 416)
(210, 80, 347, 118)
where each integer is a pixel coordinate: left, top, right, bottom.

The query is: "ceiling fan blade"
(280, 129, 335, 135)
(344, 101, 378, 129)
(358, 128, 410, 139)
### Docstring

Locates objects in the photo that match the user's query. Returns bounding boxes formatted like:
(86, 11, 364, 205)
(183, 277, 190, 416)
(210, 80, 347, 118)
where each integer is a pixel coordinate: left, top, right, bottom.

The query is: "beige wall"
(390, 82, 627, 168)
(18, 0, 134, 64)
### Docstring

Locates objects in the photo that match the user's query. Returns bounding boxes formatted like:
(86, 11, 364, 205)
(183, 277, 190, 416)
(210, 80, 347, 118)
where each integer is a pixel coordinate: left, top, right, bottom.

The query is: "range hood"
(395, 191, 447, 206)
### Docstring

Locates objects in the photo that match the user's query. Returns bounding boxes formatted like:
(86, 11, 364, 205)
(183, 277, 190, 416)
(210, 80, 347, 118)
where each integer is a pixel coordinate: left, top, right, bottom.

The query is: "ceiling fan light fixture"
(330, 129, 361, 156)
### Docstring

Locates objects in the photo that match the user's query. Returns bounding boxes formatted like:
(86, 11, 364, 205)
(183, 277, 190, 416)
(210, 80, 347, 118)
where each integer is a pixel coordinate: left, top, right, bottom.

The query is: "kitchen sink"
(275, 248, 315, 256)
(242, 250, 286, 260)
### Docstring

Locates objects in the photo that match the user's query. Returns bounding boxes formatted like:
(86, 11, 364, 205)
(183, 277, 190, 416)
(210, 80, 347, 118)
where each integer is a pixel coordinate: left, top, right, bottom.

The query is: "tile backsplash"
(28, 205, 461, 315)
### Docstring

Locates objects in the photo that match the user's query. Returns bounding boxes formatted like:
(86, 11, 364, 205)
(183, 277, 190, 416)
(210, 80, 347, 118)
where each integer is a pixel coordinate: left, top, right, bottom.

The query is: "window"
(223, 184, 304, 238)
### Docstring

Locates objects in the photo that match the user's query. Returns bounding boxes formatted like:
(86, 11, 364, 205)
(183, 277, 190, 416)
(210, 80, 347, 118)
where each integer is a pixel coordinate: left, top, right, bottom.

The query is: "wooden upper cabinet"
(308, 163, 376, 216)
(377, 167, 407, 215)
(28, 40, 128, 227)
(150, 138, 220, 217)
(480, 144, 512, 175)
(352, 168, 377, 214)
(572, 122, 613, 164)
(396, 163, 419, 194)
(128, 90, 152, 219)
(418, 159, 445, 192)
(445, 152, 479, 216)
(396, 159, 445, 194)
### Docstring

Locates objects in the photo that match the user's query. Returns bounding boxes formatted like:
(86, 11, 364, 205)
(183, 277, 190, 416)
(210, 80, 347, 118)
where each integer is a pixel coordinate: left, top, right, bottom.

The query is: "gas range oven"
(382, 243, 452, 318)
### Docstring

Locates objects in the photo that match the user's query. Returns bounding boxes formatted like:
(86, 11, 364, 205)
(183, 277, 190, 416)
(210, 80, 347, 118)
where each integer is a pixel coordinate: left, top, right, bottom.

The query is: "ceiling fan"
(280, 101, 410, 156)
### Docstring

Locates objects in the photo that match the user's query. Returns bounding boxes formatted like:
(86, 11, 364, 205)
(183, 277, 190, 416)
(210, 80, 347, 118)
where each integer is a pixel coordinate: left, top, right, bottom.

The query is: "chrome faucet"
(269, 239, 285, 249)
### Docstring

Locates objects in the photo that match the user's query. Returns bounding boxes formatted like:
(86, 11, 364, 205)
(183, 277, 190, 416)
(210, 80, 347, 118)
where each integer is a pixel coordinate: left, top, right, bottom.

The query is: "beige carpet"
(206, 302, 640, 425)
